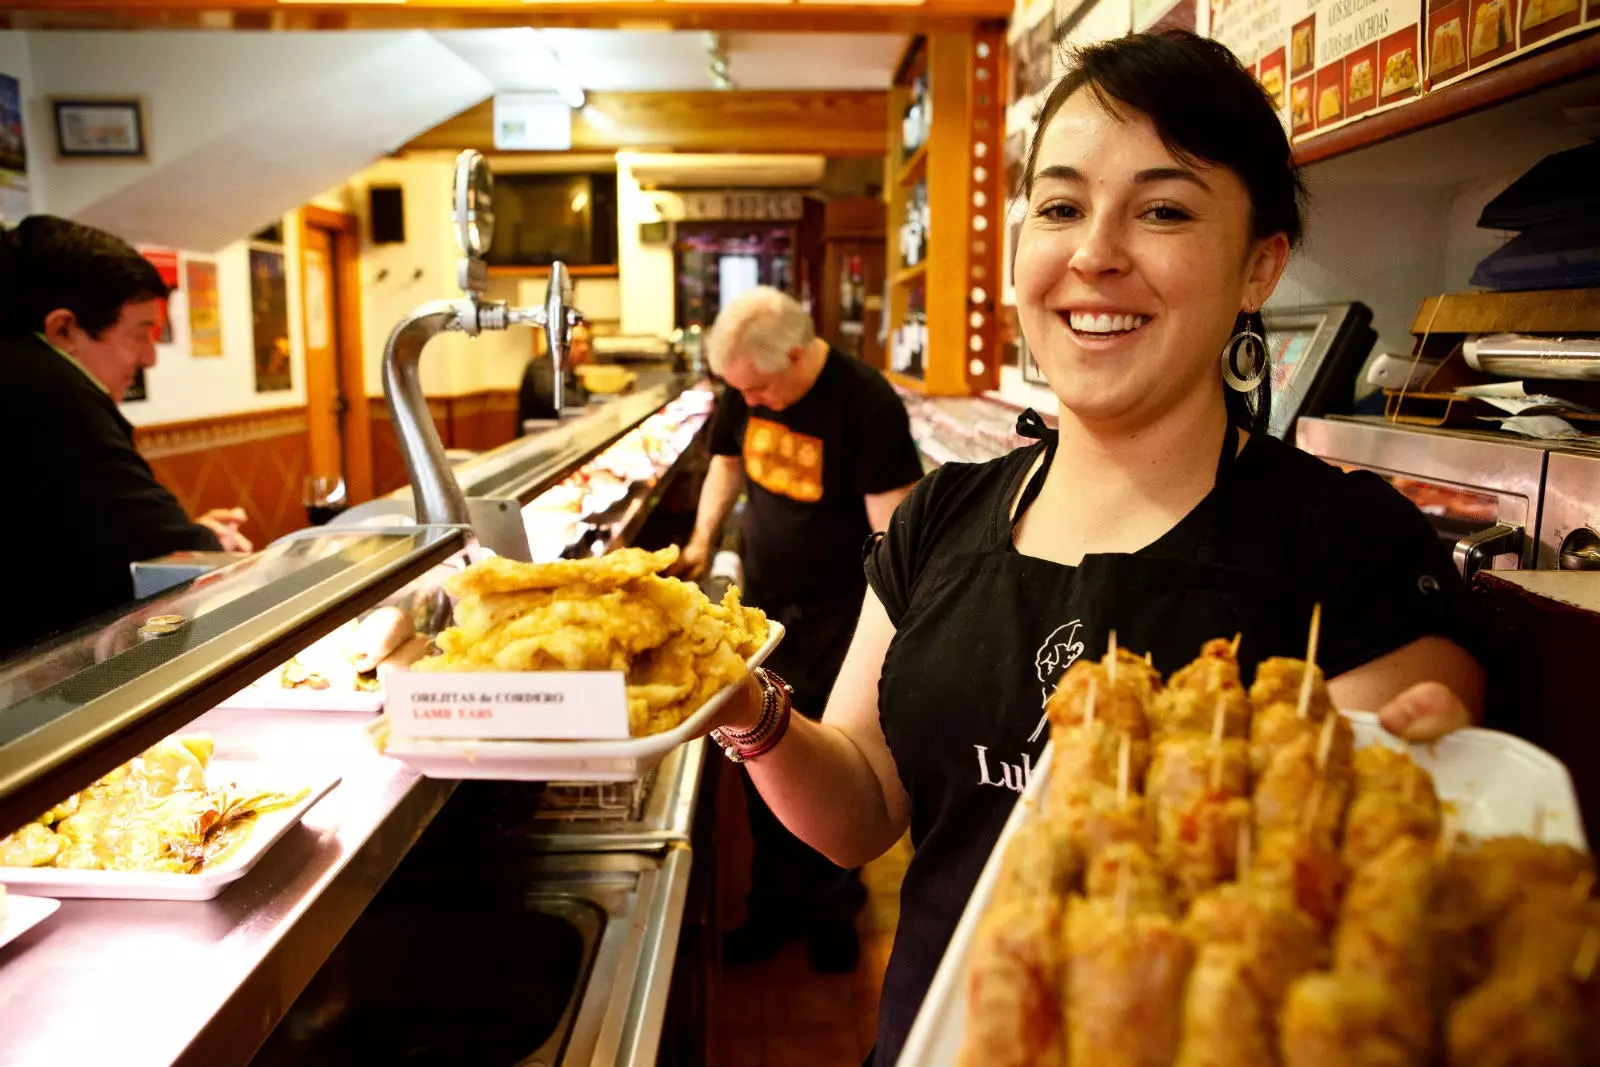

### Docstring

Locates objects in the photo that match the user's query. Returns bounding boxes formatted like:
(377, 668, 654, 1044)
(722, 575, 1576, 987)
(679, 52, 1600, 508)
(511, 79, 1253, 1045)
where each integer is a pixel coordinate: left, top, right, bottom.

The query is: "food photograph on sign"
(1291, 16, 1317, 76)
(1258, 48, 1288, 113)
(1346, 46, 1379, 116)
(1027, 15, 1057, 97)
(1315, 60, 1345, 128)
(1378, 27, 1422, 99)
(1520, 0, 1581, 45)
(1468, 0, 1517, 63)
(1291, 77, 1315, 133)
(1429, 0, 1470, 78)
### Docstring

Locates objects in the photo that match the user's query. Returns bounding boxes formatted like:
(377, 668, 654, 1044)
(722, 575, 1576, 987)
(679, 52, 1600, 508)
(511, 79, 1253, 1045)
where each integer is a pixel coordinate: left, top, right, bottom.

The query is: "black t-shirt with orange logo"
(709, 347, 924, 612)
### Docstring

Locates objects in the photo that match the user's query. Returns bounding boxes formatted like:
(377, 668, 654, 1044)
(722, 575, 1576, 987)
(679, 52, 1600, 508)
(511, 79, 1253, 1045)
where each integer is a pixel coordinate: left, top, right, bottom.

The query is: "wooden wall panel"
(367, 392, 522, 499)
(136, 408, 310, 548)
(405, 90, 888, 157)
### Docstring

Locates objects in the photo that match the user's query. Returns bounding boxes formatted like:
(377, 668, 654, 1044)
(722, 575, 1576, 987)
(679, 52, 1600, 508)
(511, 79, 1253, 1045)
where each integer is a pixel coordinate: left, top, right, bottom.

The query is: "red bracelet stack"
(710, 668, 794, 764)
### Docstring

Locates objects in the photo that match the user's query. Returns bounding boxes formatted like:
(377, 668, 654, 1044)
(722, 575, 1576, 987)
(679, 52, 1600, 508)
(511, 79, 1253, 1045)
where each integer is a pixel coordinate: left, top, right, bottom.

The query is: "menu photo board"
(1294, 0, 1422, 137)
(1430, 0, 1582, 92)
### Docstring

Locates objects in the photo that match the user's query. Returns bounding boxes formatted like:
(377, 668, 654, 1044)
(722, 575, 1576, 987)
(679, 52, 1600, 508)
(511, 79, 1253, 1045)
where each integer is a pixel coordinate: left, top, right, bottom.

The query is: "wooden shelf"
(893, 262, 928, 287)
(896, 142, 929, 186)
(1294, 30, 1600, 168)
(487, 264, 620, 279)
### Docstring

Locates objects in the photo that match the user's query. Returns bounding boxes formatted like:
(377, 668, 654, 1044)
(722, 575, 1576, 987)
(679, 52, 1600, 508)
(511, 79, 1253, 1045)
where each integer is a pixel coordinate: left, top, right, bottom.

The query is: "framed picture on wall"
(51, 97, 147, 161)
(249, 246, 292, 393)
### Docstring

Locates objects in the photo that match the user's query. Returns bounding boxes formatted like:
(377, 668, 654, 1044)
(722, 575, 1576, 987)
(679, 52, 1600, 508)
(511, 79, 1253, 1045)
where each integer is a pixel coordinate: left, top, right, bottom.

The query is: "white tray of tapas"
(897, 630, 1590, 1067)
(376, 622, 783, 782)
(0, 892, 61, 952)
(370, 546, 783, 783)
(0, 742, 340, 901)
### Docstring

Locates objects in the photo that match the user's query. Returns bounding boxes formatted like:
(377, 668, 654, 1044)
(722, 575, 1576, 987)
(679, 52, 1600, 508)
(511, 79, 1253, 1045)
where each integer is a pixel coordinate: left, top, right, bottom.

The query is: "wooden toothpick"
(1145, 651, 1154, 666)
(1108, 631, 1119, 689)
(1229, 632, 1242, 658)
(1573, 927, 1600, 984)
(1296, 604, 1322, 720)
(1211, 694, 1228, 747)
(1315, 712, 1338, 772)
(1117, 732, 1131, 807)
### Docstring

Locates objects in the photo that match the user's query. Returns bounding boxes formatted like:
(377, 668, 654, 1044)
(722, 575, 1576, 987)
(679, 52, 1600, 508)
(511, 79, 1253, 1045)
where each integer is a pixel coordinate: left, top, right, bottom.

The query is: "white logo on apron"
(973, 619, 1084, 792)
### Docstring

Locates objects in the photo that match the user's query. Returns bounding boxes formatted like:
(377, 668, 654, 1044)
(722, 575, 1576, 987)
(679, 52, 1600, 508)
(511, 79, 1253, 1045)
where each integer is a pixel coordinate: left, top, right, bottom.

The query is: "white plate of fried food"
(0, 734, 339, 900)
(900, 628, 1595, 1067)
(0, 887, 61, 952)
(371, 545, 783, 782)
(217, 606, 430, 713)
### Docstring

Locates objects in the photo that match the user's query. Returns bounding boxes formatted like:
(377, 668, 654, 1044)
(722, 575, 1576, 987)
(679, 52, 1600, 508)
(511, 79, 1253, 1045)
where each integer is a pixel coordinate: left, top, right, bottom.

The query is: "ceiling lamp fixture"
(704, 32, 736, 91)
(524, 27, 586, 110)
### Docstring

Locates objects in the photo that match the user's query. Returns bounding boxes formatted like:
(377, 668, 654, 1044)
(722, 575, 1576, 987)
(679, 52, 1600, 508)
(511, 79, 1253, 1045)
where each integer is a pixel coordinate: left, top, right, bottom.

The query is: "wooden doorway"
(300, 205, 373, 505)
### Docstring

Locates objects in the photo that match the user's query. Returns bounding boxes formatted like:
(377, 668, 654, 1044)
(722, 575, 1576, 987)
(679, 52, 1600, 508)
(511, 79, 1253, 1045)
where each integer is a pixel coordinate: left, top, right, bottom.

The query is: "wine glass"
(304, 476, 348, 527)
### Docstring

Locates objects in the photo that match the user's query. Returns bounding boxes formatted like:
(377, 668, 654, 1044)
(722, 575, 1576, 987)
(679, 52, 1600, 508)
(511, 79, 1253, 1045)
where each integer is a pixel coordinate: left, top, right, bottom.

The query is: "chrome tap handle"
(381, 299, 476, 528)
(542, 262, 583, 414)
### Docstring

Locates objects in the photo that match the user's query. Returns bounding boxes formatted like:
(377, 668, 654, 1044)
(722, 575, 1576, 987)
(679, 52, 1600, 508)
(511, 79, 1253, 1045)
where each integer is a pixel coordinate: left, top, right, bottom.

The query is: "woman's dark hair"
(0, 215, 169, 338)
(1021, 30, 1306, 434)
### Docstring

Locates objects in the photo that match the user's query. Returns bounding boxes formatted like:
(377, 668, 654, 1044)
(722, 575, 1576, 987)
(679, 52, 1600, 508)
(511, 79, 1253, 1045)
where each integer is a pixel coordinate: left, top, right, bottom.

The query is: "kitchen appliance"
(1296, 416, 1549, 578)
(1541, 448, 1600, 570)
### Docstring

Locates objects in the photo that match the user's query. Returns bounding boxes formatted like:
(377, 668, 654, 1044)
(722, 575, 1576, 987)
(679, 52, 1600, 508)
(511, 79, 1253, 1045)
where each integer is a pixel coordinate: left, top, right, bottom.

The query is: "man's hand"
(669, 539, 711, 582)
(1376, 680, 1475, 742)
(197, 507, 254, 553)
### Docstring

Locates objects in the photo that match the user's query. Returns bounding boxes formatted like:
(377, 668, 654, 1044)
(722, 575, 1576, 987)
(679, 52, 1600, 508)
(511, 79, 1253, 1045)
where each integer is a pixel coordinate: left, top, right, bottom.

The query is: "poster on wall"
(0, 73, 28, 225)
(249, 247, 292, 393)
(141, 248, 180, 344)
(185, 257, 223, 358)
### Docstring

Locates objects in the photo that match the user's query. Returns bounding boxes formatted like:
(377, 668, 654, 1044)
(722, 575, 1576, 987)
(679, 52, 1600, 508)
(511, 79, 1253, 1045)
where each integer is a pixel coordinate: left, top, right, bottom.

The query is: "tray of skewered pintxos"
(370, 546, 783, 782)
(0, 734, 339, 900)
(899, 617, 1595, 1067)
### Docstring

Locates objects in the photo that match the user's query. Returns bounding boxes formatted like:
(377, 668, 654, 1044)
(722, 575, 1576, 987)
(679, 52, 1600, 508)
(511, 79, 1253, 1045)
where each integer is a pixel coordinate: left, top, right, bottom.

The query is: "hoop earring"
(1221, 325, 1268, 392)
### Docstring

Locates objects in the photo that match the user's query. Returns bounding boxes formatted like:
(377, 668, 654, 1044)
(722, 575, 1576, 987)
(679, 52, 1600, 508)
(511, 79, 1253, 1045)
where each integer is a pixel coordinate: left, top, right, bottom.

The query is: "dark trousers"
(741, 590, 867, 930)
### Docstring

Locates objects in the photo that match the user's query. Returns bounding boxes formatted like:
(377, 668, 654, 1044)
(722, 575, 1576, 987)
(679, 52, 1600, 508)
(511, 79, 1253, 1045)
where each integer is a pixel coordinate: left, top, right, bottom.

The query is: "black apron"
(872, 411, 1295, 1067)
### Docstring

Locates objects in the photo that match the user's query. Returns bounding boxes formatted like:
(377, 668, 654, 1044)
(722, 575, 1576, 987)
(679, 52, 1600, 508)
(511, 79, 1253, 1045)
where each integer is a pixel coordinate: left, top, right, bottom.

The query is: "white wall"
(616, 151, 678, 337)
(122, 224, 309, 427)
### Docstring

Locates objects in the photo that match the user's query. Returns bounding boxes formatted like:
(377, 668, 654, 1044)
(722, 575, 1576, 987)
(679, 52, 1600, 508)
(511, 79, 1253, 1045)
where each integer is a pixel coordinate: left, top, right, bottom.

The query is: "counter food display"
(0, 153, 722, 1066)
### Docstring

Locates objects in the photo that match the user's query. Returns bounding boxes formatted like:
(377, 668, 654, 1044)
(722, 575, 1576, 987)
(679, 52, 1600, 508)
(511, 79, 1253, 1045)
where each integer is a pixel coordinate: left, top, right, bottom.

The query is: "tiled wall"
(367, 391, 521, 498)
(135, 407, 310, 548)
(137, 392, 522, 544)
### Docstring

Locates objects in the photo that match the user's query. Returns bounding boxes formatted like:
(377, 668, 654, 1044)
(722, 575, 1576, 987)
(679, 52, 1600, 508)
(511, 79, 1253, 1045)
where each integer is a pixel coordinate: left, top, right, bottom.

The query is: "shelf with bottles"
(889, 285, 929, 384)
(896, 180, 930, 273)
(883, 26, 1006, 398)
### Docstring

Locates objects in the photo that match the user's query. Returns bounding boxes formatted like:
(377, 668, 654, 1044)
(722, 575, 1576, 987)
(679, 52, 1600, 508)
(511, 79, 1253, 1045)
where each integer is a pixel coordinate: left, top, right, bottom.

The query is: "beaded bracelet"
(710, 669, 794, 764)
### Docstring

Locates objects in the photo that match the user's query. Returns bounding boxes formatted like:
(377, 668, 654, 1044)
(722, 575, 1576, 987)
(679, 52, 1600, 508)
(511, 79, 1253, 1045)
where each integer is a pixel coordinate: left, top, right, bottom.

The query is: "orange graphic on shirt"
(743, 417, 824, 503)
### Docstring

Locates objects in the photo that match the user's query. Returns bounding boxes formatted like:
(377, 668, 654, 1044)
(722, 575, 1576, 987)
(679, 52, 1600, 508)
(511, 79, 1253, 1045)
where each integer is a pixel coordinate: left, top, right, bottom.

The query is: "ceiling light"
(570, 191, 590, 213)
(522, 27, 585, 110)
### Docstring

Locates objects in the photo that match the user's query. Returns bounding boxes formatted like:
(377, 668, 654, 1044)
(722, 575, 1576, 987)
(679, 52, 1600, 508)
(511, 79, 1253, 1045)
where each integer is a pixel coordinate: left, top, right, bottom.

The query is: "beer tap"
(381, 150, 585, 531)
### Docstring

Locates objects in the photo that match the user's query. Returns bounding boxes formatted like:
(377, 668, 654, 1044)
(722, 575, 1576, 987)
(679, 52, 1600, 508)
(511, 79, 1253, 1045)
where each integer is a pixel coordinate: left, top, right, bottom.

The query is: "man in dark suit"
(0, 216, 251, 657)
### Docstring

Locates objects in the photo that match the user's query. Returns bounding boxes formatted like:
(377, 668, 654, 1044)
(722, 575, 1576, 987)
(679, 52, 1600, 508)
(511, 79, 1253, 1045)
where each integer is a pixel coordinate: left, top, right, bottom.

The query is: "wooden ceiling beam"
(2, 0, 1009, 33)
(403, 89, 889, 156)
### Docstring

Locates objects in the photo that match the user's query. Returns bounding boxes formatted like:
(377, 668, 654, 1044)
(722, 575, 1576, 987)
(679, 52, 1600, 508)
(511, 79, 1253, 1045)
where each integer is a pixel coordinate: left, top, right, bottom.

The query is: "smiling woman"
(683, 32, 1486, 1067)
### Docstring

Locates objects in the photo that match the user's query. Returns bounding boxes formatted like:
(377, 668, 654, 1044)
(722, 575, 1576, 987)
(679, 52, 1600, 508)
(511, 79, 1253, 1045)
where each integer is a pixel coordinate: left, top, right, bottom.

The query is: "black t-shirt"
(0, 332, 220, 657)
(709, 347, 924, 610)
(516, 357, 587, 424)
(861, 429, 1474, 1064)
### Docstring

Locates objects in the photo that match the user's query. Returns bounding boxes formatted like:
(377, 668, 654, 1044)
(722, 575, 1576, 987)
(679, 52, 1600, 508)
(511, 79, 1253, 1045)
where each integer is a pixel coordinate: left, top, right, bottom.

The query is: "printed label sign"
(386, 670, 629, 741)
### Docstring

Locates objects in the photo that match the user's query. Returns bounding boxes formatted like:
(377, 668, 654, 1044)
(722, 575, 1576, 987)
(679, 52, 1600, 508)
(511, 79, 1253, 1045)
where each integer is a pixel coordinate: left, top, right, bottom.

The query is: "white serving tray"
(376, 622, 785, 783)
(0, 895, 61, 952)
(0, 765, 341, 901)
(895, 713, 1588, 1067)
